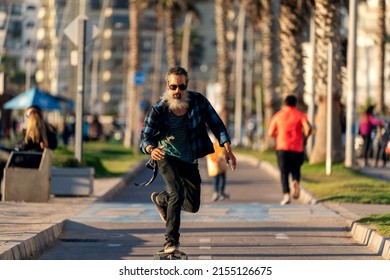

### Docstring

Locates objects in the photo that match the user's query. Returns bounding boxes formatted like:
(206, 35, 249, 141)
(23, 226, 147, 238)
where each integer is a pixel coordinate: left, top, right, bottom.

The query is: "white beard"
(161, 90, 190, 111)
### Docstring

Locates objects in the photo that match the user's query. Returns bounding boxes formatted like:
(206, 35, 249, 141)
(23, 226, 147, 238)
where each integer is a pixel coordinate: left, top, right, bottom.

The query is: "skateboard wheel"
(153, 254, 161, 260)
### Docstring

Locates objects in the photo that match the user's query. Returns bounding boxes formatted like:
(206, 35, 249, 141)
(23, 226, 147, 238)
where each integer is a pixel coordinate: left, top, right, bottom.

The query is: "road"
(38, 157, 384, 260)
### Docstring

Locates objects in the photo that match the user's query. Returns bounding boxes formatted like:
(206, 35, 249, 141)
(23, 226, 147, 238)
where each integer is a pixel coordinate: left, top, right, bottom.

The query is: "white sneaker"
(211, 192, 219, 202)
(280, 193, 290, 205)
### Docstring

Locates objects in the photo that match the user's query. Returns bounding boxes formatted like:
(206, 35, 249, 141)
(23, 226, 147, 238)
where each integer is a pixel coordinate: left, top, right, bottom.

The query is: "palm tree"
(377, 0, 385, 114)
(124, 0, 150, 148)
(259, 0, 280, 150)
(214, 0, 232, 125)
(279, 0, 314, 111)
(162, 0, 181, 68)
(309, 0, 344, 163)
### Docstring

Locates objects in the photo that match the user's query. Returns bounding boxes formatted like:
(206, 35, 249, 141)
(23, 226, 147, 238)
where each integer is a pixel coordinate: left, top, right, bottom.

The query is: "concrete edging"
(0, 221, 65, 260)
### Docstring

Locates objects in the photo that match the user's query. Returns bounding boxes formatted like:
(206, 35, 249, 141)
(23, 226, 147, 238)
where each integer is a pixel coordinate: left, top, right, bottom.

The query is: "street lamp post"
(75, 1, 86, 163)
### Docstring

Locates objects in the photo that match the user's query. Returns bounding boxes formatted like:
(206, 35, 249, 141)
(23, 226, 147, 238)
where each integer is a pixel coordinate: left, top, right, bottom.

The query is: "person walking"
(359, 105, 383, 166)
(207, 139, 229, 201)
(374, 122, 390, 167)
(268, 95, 312, 205)
(140, 66, 237, 253)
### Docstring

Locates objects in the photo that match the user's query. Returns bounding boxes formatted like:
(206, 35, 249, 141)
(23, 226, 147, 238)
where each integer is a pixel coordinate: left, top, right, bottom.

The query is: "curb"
(238, 154, 390, 260)
(350, 222, 390, 260)
(0, 222, 65, 260)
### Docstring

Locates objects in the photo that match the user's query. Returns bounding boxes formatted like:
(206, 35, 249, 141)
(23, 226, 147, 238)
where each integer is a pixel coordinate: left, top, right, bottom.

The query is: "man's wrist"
(147, 146, 155, 155)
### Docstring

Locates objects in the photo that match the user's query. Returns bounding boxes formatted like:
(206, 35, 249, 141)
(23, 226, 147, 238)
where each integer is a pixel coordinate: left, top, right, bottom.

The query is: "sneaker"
(164, 240, 180, 253)
(217, 193, 230, 201)
(280, 193, 290, 205)
(211, 192, 219, 202)
(151, 192, 167, 223)
(292, 180, 300, 199)
(222, 192, 230, 200)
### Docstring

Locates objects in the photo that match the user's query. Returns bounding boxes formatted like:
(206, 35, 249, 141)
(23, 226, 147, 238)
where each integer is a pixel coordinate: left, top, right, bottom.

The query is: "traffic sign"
(134, 71, 145, 85)
(64, 15, 100, 46)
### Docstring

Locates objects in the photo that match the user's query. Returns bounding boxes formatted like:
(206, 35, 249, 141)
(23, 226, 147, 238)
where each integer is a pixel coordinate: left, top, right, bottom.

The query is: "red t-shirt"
(269, 106, 309, 152)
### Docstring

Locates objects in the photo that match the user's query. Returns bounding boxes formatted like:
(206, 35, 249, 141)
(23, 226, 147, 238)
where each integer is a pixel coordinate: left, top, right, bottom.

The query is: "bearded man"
(140, 66, 237, 253)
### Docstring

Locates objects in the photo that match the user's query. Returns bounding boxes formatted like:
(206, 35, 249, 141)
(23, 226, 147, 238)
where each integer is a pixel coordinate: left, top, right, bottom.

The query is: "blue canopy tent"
(3, 87, 62, 111)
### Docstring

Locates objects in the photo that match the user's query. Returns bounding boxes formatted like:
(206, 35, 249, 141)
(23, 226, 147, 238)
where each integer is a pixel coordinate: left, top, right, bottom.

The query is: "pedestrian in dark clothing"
(140, 66, 237, 253)
(359, 105, 383, 166)
(375, 122, 390, 167)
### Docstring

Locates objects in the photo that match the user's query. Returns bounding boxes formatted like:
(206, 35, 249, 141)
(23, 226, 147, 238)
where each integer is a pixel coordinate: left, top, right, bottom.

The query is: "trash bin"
(1, 149, 52, 202)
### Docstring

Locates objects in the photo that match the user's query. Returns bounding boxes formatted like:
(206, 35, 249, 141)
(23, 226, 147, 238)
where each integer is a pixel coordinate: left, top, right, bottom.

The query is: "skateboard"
(153, 249, 188, 260)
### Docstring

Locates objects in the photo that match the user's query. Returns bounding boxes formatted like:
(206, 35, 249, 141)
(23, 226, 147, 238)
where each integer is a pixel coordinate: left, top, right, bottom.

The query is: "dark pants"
(362, 134, 372, 163)
(375, 141, 388, 166)
(276, 150, 304, 194)
(156, 155, 201, 243)
(213, 173, 226, 195)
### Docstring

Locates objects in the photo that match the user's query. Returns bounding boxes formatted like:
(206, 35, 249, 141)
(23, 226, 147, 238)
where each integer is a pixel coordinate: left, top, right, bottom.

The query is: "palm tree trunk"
(124, 0, 140, 149)
(377, 0, 385, 114)
(260, 0, 279, 150)
(214, 0, 231, 125)
(164, 2, 176, 68)
(309, 0, 344, 163)
(279, 1, 306, 110)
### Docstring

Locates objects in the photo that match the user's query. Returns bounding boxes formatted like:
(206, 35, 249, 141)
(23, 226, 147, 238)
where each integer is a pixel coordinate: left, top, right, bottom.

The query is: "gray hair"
(165, 66, 189, 83)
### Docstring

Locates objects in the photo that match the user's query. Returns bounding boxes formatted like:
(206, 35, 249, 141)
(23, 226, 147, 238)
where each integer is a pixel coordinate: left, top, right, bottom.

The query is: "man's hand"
(223, 142, 237, 171)
(226, 151, 237, 171)
(150, 145, 166, 161)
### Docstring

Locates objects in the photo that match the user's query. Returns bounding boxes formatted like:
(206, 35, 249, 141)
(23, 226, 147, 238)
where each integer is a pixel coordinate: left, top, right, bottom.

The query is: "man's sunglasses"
(168, 84, 187, 91)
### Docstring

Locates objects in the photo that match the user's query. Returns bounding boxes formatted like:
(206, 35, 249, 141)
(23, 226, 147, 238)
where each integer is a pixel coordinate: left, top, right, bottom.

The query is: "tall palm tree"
(279, 0, 314, 111)
(164, 1, 176, 68)
(259, 0, 280, 150)
(124, 0, 149, 148)
(214, 0, 232, 125)
(309, 0, 344, 163)
(377, 0, 385, 114)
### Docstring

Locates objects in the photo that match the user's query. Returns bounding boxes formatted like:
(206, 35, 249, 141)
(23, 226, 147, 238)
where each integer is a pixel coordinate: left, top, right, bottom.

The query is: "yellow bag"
(207, 155, 227, 177)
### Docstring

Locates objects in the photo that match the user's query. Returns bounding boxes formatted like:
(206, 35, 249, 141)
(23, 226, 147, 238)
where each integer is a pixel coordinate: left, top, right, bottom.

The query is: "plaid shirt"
(140, 91, 231, 160)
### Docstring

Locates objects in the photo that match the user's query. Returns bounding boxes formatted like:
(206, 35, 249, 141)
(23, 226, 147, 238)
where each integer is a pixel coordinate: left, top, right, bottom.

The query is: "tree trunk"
(377, 0, 385, 114)
(214, 0, 231, 125)
(164, 3, 176, 68)
(260, 0, 279, 150)
(124, 0, 140, 149)
(309, 0, 344, 163)
(279, 1, 306, 110)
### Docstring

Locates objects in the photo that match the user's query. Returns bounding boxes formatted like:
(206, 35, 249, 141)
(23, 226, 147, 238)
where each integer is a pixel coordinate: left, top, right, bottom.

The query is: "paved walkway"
(0, 155, 389, 260)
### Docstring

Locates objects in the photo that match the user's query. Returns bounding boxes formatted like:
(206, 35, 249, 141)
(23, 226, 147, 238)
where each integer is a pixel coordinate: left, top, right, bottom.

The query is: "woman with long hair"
(17, 109, 48, 151)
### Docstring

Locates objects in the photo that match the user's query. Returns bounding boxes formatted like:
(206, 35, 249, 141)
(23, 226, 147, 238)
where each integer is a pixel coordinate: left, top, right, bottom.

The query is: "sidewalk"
(0, 156, 389, 260)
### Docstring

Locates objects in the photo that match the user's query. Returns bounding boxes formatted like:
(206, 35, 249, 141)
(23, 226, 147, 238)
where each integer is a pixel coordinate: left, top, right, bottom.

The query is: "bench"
(1, 149, 52, 202)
